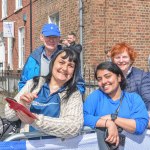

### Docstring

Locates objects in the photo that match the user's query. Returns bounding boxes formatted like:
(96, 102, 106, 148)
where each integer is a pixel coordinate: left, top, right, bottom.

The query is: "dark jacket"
(125, 67, 150, 111)
(68, 42, 82, 55)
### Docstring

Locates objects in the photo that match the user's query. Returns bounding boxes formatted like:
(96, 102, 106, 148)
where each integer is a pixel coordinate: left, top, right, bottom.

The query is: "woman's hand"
(20, 93, 38, 106)
(105, 120, 119, 146)
(16, 110, 36, 124)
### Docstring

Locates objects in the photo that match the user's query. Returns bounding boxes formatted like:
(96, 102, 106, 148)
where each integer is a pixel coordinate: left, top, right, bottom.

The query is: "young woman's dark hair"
(31, 48, 80, 99)
(94, 61, 126, 90)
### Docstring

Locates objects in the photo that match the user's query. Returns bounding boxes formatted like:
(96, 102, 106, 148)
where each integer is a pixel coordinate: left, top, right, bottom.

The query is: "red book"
(5, 97, 37, 119)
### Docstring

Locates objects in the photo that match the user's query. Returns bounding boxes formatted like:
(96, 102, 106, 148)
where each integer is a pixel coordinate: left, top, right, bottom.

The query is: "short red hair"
(110, 42, 137, 63)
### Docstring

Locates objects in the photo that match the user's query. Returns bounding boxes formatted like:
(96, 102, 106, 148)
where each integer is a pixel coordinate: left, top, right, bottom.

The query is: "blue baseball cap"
(41, 23, 60, 37)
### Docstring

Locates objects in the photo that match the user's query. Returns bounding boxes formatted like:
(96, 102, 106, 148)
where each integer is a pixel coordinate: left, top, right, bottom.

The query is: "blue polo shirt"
(30, 82, 65, 132)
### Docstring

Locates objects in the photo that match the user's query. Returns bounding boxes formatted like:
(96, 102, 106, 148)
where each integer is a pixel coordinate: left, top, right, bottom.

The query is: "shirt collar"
(42, 50, 51, 61)
(42, 47, 61, 61)
(126, 66, 132, 77)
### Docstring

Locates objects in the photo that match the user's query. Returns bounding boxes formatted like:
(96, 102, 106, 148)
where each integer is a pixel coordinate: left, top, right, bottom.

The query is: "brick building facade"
(0, 0, 32, 72)
(0, 0, 150, 76)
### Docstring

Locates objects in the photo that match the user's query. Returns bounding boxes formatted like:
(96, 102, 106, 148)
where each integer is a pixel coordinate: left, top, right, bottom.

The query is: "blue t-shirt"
(30, 82, 65, 131)
(83, 89, 148, 134)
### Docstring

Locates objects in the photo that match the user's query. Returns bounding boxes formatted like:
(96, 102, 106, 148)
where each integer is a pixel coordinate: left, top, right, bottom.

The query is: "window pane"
(16, 0, 22, 9)
(49, 13, 60, 27)
(18, 27, 25, 69)
(2, 0, 7, 18)
(7, 38, 13, 69)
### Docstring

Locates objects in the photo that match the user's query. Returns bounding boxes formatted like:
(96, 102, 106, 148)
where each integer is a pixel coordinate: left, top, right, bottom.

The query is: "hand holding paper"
(5, 97, 37, 119)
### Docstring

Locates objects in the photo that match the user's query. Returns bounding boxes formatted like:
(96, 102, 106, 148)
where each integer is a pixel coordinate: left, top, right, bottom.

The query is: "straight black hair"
(95, 61, 126, 90)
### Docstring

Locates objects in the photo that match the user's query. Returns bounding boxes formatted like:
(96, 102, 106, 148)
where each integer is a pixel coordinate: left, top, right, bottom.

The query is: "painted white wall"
(0, 41, 5, 71)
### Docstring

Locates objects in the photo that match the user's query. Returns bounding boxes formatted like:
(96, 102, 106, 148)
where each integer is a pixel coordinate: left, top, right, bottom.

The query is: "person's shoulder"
(125, 91, 140, 97)
(75, 43, 82, 47)
(132, 67, 148, 75)
(31, 45, 45, 55)
(86, 89, 103, 98)
(24, 56, 38, 67)
(23, 46, 44, 64)
(131, 67, 148, 78)
(84, 89, 104, 105)
(71, 90, 82, 97)
(69, 43, 82, 53)
(124, 91, 143, 103)
(132, 67, 143, 74)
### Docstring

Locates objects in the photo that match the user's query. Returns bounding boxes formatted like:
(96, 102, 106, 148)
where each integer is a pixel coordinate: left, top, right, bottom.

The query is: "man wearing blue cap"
(18, 23, 85, 94)
(18, 23, 62, 90)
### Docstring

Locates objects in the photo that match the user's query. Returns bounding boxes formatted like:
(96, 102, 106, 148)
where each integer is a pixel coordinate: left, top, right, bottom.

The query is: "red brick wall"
(32, 0, 150, 72)
(0, 0, 150, 73)
(32, 0, 81, 49)
(83, 0, 150, 71)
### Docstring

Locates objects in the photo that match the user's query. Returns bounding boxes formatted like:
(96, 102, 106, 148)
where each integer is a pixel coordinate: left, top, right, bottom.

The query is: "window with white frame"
(18, 27, 25, 69)
(15, 0, 22, 10)
(7, 38, 13, 69)
(48, 13, 60, 27)
(2, 0, 7, 18)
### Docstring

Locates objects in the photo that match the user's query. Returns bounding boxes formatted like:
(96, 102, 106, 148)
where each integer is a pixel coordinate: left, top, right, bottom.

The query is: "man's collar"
(43, 50, 51, 61)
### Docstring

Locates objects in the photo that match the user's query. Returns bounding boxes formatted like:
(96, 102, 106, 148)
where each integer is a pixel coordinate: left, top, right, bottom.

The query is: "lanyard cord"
(114, 92, 125, 115)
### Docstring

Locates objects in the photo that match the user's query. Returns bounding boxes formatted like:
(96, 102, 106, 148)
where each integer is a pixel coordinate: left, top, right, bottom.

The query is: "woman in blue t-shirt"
(84, 61, 148, 147)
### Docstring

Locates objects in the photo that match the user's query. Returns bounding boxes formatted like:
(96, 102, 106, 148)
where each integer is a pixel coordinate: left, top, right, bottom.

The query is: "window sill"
(17, 68, 22, 72)
(1, 16, 8, 21)
(14, 6, 23, 13)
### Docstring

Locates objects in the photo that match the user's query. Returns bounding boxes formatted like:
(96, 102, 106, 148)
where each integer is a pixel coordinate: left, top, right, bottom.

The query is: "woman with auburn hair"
(110, 42, 150, 128)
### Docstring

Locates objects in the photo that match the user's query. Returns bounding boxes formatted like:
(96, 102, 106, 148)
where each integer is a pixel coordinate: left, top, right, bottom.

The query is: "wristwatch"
(111, 113, 117, 121)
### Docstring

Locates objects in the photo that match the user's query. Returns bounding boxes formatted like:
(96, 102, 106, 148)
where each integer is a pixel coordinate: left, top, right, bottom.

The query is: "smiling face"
(96, 69, 121, 99)
(51, 52, 75, 85)
(112, 51, 132, 75)
(40, 35, 60, 52)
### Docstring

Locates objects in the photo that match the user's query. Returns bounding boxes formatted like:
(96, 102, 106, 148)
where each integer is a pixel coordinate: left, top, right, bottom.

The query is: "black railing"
(0, 67, 98, 98)
(0, 69, 20, 97)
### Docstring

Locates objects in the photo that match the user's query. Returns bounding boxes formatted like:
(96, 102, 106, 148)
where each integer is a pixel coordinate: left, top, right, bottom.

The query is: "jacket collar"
(30, 45, 62, 64)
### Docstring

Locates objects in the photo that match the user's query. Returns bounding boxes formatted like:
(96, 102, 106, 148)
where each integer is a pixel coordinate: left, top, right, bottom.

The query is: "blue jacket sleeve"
(18, 57, 40, 91)
(76, 66, 85, 95)
(130, 93, 149, 134)
(83, 91, 100, 128)
(140, 72, 150, 111)
(76, 78, 85, 95)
